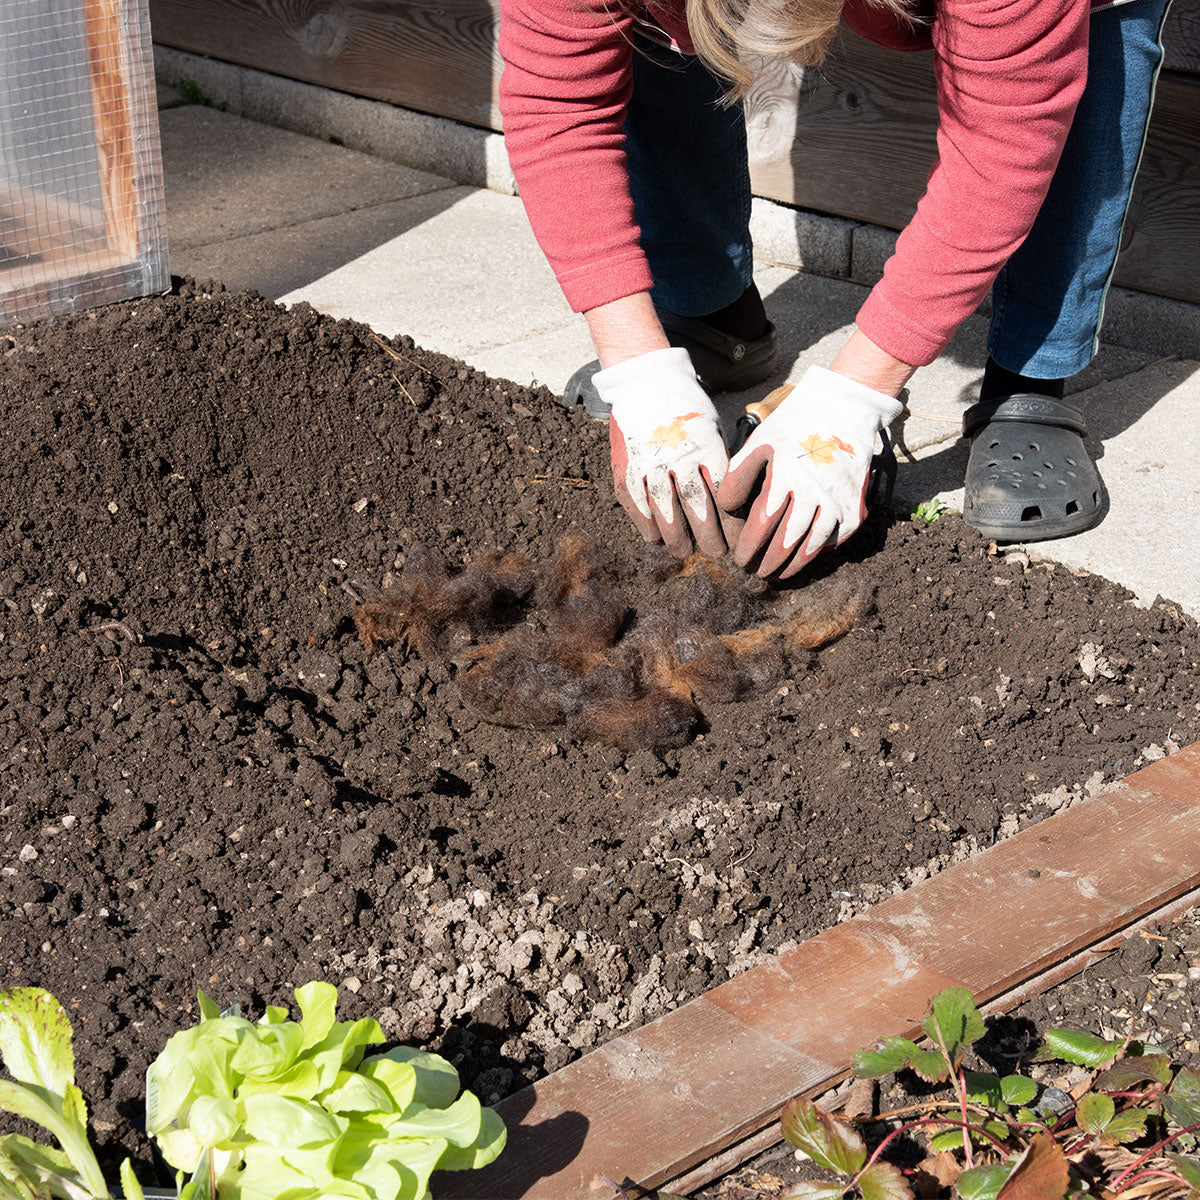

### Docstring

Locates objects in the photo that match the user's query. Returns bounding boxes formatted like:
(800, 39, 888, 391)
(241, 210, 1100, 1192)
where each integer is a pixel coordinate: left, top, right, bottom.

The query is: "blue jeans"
(624, 0, 1173, 378)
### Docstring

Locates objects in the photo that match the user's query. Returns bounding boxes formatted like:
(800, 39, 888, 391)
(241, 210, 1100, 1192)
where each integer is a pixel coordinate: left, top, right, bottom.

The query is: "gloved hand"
(595, 347, 732, 559)
(717, 365, 905, 578)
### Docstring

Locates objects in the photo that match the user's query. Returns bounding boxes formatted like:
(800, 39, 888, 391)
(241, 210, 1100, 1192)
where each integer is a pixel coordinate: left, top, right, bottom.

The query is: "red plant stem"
(957, 1069, 976, 1169)
(1111, 1121, 1200, 1191)
(852, 1116, 1010, 1187)
(1061, 1134, 1092, 1157)
(1119, 1169, 1188, 1188)
(1009, 1119, 1055, 1135)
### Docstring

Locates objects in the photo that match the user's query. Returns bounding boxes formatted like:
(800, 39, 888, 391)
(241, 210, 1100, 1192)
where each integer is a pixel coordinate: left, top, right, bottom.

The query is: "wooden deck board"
(439, 744, 1200, 1199)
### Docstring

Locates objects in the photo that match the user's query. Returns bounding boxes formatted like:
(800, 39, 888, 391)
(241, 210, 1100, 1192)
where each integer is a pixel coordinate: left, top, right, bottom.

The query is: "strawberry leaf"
(859, 1161, 913, 1200)
(1103, 1108, 1148, 1145)
(930, 1129, 964, 1153)
(781, 1184, 846, 1200)
(1032, 1029, 1121, 1068)
(995, 1133, 1069, 1200)
(1094, 1053, 1171, 1092)
(1000, 1076, 1038, 1108)
(955, 1162, 1014, 1200)
(1168, 1154, 1200, 1188)
(909, 1048, 952, 1084)
(984, 1119, 1010, 1142)
(923, 989, 986, 1063)
(781, 1097, 867, 1177)
(1166, 1067, 1200, 1128)
(964, 1072, 1002, 1108)
(854, 1038, 946, 1083)
(1076, 1093, 1114, 1135)
(855, 1039, 921, 1078)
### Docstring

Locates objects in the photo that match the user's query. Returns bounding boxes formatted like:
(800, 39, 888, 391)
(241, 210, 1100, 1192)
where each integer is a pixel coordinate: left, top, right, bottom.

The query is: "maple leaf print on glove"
(717, 366, 905, 579)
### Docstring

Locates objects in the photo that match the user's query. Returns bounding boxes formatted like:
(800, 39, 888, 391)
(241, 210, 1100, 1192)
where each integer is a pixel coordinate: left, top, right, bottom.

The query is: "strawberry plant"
(146, 981, 505, 1200)
(777, 986, 1200, 1199)
(0, 987, 145, 1200)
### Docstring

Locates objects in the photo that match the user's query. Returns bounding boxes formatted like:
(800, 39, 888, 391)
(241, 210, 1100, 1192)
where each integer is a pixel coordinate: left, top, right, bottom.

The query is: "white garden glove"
(596, 347, 733, 559)
(717, 365, 905, 579)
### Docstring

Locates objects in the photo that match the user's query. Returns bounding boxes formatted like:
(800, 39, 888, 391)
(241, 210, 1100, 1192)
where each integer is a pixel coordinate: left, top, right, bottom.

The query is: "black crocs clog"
(962, 394, 1105, 542)
(560, 307, 778, 421)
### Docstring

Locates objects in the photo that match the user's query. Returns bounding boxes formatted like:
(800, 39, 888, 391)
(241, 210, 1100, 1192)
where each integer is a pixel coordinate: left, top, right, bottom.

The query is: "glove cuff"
(799, 365, 906, 426)
(593, 347, 704, 416)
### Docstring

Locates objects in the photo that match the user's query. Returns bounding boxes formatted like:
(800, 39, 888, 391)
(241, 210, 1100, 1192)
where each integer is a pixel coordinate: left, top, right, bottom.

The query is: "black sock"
(980, 357, 1066, 403)
(700, 284, 768, 341)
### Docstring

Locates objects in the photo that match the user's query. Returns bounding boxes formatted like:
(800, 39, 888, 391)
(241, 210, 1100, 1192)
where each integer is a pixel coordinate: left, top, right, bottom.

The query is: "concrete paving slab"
(422, 239, 1154, 453)
(171, 186, 465, 304)
(466, 318, 597, 396)
(894, 359, 1200, 617)
(161, 107, 455, 251)
(172, 186, 569, 352)
(1031, 359, 1200, 616)
(156, 46, 518, 196)
(156, 81, 185, 110)
(263, 189, 573, 356)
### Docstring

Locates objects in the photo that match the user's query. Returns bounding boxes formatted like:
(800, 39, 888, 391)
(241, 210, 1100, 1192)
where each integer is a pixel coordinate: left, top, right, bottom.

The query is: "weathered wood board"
(144, 0, 1200, 124)
(438, 743, 1200, 1199)
(147, 0, 1200, 304)
(1165, 0, 1200, 74)
(742, 32, 1200, 306)
(148, 0, 502, 129)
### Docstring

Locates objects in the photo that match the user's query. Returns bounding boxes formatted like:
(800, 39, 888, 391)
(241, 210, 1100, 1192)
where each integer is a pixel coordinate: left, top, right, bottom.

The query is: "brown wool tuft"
(568, 689, 699, 752)
(535, 533, 603, 607)
(783, 579, 874, 649)
(353, 598, 412, 655)
(356, 537, 867, 750)
(459, 648, 582, 728)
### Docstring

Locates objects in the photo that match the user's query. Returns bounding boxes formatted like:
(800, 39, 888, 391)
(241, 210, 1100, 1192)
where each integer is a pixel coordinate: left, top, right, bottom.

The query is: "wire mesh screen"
(0, 0, 167, 327)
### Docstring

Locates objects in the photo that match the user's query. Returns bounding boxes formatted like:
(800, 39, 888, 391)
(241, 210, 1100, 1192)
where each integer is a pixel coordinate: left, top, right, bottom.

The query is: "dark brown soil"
(2, 282, 1198, 1182)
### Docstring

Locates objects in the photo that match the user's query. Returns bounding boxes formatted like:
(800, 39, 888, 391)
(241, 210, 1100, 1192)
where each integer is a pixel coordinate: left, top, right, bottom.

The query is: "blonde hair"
(686, 0, 910, 100)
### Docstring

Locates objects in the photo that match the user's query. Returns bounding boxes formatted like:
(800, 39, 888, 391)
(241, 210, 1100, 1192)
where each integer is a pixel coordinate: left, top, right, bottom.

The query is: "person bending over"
(498, 0, 1171, 576)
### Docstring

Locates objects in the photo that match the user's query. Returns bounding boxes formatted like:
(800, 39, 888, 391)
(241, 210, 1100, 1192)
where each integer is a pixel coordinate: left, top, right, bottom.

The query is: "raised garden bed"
(1, 281, 1198, 1181)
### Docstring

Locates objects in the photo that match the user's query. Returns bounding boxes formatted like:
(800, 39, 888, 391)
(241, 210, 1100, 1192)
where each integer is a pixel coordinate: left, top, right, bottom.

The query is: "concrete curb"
(155, 47, 1200, 361)
(847, 222, 1200, 363)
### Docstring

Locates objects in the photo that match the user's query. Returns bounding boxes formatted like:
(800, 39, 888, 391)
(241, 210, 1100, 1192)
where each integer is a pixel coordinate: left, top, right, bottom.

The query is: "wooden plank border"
(441, 743, 1200, 1199)
(143, 0, 1200, 126)
(663, 881, 1200, 1197)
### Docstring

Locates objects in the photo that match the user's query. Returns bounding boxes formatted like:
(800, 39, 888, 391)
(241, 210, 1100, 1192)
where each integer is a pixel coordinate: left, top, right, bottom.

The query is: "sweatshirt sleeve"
(855, 0, 1091, 366)
(498, 0, 654, 312)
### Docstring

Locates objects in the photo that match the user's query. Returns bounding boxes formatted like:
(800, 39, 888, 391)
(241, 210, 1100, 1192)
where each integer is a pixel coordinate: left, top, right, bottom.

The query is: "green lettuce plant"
(0, 987, 144, 1200)
(146, 981, 505, 1200)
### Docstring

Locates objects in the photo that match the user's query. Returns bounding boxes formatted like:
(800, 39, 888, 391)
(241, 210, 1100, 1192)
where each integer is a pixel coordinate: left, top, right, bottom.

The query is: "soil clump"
(1, 281, 1198, 1179)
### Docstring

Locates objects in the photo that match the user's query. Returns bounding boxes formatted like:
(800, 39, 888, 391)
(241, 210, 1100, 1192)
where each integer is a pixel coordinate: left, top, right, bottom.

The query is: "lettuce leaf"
(146, 981, 506, 1200)
(0, 990, 114, 1199)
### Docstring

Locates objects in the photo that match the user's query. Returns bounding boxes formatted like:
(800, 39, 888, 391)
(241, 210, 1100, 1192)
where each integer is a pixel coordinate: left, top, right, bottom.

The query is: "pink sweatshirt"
(498, 0, 1092, 367)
